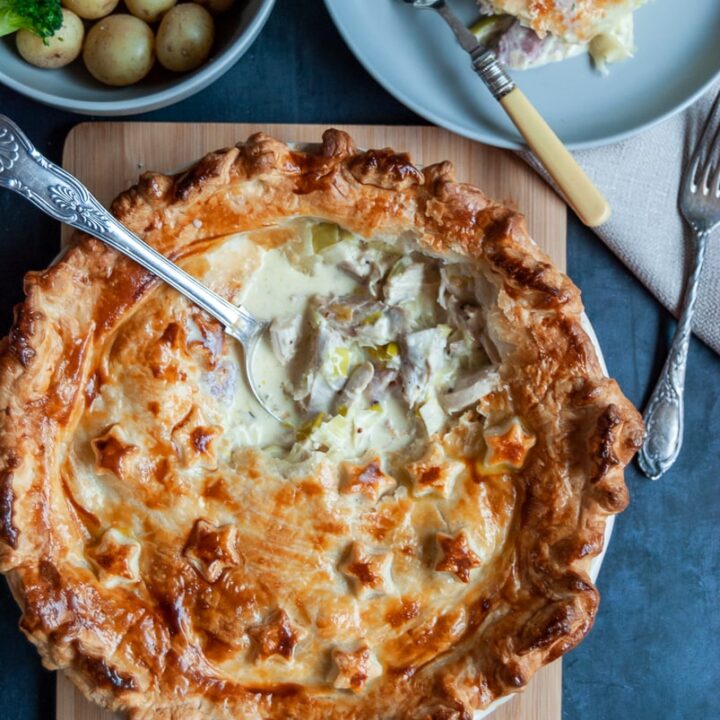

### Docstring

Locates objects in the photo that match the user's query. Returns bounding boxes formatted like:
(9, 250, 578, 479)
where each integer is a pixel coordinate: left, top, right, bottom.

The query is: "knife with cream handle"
(404, 0, 610, 228)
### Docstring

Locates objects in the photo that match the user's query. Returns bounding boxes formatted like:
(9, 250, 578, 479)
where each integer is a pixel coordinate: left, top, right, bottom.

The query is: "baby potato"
(194, 0, 235, 14)
(125, 0, 177, 24)
(16, 9, 84, 69)
(157, 4, 214, 73)
(83, 15, 155, 87)
(63, 0, 119, 20)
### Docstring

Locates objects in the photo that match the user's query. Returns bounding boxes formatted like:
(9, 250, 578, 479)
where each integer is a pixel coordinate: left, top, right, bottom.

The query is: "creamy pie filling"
(64, 220, 535, 690)
(238, 219, 502, 458)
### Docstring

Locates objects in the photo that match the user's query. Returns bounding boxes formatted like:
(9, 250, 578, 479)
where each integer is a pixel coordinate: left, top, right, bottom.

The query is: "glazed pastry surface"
(0, 130, 643, 719)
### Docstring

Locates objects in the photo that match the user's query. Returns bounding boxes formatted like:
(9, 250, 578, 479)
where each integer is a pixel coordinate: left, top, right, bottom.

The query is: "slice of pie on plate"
(476, 0, 649, 71)
(0, 130, 643, 719)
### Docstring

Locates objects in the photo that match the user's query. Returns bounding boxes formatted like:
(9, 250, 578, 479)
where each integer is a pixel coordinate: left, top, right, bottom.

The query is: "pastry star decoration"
(407, 442, 464, 498)
(87, 528, 141, 588)
(91, 425, 139, 480)
(481, 417, 536, 473)
(248, 609, 303, 661)
(183, 519, 241, 583)
(170, 406, 221, 469)
(340, 542, 392, 596)
(331, 643, 382, 692)
(435, 530, 482, 583)
(340, 458, 396, 501)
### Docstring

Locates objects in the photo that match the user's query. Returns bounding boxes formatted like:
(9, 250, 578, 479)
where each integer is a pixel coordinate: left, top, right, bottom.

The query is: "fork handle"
(638, 229, 709, 479)
(499, 88, 611, 227)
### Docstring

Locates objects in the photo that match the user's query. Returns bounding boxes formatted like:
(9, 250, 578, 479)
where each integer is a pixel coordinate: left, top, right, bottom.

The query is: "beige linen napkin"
(525, 79, 720, 354)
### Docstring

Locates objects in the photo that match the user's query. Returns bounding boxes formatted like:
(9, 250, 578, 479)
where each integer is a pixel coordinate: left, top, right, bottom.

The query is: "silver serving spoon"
(0, 115, 281, 422)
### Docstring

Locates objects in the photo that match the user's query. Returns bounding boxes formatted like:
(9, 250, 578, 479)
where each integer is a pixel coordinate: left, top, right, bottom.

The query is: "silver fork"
(638, 94, 720, 479)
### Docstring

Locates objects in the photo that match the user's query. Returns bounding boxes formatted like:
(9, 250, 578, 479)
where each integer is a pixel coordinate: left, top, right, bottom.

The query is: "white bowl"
(0, 0, 275, 116)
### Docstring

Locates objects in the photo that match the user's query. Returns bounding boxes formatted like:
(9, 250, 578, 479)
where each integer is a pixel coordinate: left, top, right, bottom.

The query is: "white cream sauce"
(228, 230, 415, 455)
(239, 240, 358, 322)
(229, 233, 357, 447)
(223, 222, 494, 462)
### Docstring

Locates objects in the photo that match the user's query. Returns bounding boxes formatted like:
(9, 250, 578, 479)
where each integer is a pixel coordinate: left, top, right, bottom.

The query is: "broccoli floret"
(0, 0, 63, 41)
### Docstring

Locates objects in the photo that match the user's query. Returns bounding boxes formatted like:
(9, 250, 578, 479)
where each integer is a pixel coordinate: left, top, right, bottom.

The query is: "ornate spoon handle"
(0, 114, 263, 345)
(638, 229, 709, 479)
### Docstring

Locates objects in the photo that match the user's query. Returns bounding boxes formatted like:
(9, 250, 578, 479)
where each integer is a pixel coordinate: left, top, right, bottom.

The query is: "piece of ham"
(314, 295, 407, 346)
(441, 367, 500, 414)
(294, 321, 346, 414)
(383, 259, 426, 305)
(400, 328, 447, 407)
(269, 314, 303, 365)
(333, 362, 375, 414)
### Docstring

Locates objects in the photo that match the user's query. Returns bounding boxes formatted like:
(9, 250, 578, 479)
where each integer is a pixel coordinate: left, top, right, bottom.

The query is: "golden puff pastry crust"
(0, 130, 643, 719)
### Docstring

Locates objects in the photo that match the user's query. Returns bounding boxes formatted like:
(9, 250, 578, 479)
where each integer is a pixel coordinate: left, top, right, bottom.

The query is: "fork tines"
(687, 91, 720, 197)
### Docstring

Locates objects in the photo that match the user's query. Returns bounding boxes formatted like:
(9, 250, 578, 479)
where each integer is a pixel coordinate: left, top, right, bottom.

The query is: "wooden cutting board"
(58, 122, 566, 720)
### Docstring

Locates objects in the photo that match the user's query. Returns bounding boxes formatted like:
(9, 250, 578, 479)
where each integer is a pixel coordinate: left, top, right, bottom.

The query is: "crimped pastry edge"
(0, 129, 643, 719)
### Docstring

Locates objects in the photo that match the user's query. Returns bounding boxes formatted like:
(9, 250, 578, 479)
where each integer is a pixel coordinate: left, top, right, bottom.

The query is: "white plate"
(325, 0, 720, 149)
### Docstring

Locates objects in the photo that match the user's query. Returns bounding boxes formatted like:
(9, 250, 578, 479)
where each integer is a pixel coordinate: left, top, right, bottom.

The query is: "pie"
(474, 0, 649, 71)
(0, 130, 643, 719)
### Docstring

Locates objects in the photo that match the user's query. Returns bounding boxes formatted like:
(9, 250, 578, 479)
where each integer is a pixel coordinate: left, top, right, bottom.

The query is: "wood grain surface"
(58, 122, 566, 720)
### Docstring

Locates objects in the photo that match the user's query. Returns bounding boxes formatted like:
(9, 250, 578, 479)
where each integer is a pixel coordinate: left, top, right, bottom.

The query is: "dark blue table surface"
(0, 2, 718, 718)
